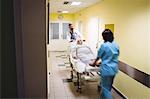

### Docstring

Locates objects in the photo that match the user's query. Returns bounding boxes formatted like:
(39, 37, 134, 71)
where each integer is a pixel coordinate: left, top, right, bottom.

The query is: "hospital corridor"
(1, 0, 150, 99)
(48, 51, 122, 99)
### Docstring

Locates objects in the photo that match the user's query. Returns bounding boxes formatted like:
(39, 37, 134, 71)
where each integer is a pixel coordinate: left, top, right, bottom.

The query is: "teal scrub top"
(97, 41, 119, 76)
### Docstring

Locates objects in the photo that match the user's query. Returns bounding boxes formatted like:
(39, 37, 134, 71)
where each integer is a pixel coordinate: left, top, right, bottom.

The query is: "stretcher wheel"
(76, 87, 82, 93)
(97, 85, 101, 92)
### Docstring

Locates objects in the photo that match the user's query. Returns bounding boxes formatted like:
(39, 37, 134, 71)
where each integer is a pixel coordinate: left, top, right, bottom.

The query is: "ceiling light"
(62, 11, 69, 13)
(71, 2, 82, 6)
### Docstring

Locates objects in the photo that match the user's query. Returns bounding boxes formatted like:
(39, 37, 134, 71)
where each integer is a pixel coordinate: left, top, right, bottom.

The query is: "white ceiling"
(50, 0, 103, 13)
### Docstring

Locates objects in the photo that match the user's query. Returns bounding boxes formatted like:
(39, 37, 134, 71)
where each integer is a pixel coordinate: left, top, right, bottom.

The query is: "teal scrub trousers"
(100, 75, 115, 99)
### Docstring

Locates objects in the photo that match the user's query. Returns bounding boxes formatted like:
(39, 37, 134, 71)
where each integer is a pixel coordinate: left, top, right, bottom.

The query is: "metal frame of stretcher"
(68, 45, 100, 92)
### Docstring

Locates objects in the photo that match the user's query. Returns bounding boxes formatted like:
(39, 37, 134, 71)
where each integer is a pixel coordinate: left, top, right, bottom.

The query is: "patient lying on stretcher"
(71, 39, 101, 67)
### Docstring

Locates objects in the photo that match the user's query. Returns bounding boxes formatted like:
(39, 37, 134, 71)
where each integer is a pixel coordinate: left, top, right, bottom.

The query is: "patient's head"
(77, 39, 83, 45)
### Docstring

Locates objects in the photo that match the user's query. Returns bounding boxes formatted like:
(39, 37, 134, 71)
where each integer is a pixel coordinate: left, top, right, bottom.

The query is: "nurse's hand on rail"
(89, 59, 101, 67)
(89, 63, 95, 67)
(95, 59, 101, 67)
(89, 59, 96, 67)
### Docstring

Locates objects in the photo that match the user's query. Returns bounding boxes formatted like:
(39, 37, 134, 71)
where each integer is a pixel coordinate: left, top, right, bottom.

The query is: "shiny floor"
(48, 52, 122, 99)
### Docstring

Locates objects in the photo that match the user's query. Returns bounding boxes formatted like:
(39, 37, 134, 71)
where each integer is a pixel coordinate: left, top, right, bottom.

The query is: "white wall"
(87, 17, 99, 55)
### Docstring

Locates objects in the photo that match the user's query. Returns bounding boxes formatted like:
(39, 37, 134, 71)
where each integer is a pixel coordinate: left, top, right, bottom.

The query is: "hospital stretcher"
(68, 43, 100, 92)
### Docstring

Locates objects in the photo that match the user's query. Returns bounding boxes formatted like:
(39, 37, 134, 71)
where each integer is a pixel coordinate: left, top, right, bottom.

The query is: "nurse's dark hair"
(102, 29, 114, 43)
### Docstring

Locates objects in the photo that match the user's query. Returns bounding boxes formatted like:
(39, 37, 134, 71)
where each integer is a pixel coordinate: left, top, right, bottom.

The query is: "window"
(62, 23, 69, 39)
(50, 22, 70, 40)
(50, 23, 59, 39)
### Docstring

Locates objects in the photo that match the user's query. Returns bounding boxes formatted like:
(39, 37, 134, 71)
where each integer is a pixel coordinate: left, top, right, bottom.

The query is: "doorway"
(47, 0, 103, 99)
(49, 21, 70, 51)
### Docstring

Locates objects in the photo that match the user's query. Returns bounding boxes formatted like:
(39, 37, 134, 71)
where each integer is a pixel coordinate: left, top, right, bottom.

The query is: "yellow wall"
(148, 0, 150, 75)
(105, 24, 114, 33)
(74, 0, 150, 98)
(115, 71, 150, 99)
(50, 13, 75, 23)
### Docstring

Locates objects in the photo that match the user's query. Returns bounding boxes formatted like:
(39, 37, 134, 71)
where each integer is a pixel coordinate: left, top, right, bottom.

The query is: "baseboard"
(112, 86, 128, 99)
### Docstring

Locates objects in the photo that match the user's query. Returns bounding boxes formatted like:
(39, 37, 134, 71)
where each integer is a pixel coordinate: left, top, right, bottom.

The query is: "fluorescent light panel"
(71, 2, 82, 6)
(62, 11, 69, 13)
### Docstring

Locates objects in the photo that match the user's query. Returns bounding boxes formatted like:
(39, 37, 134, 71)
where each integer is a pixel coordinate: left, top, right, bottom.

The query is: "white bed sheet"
(69, 43, 99, 73)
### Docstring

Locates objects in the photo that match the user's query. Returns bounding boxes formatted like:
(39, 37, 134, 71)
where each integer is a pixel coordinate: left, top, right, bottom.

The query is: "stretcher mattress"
(69, 44, 99, 73)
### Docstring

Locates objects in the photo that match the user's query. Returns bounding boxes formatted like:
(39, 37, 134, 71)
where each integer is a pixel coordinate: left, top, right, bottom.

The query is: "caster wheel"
(76, 87, 82, 93)
(97, 85, 101, 92)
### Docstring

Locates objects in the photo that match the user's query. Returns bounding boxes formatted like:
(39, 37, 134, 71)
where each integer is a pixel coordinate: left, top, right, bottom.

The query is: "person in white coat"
(67, 23, 83, 42)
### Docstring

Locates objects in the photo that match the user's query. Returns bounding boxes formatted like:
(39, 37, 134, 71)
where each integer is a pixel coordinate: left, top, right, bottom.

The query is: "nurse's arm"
(95, 59, 101, 66)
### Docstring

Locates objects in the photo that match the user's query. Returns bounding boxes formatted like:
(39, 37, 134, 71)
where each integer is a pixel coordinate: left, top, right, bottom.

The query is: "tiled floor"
(48, 52, 122, 99)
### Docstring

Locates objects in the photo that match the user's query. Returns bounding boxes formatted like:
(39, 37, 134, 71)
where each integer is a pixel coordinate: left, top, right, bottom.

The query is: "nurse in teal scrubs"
(97, 29, 120, 99)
